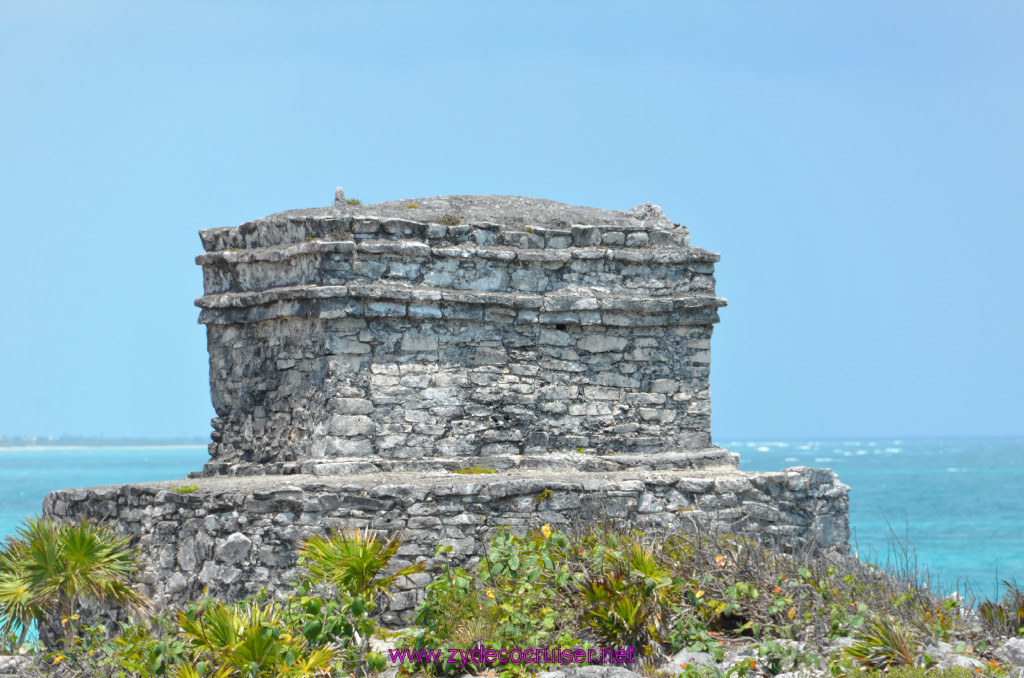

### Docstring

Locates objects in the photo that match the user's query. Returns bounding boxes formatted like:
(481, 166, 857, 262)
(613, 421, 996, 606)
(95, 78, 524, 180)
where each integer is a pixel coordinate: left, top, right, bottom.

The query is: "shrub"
(297, 527, 424, 601)
(577, 542, 673, 658)
(978, 581, 1024, 637)
(843, 614, 921, 670)
(0, 517, 147, 648)
(176, 599, 335, 677)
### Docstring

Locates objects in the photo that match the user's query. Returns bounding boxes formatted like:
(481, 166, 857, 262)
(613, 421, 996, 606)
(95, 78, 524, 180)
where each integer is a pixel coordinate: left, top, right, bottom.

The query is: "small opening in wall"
(556, 323, 567, 331)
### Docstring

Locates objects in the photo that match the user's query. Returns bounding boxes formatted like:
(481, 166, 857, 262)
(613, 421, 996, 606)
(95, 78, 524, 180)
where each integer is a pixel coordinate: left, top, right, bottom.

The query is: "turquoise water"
(733, 437, 1024, 598)
(0, 446, 209, 538)
(2, 439, 1021, 598)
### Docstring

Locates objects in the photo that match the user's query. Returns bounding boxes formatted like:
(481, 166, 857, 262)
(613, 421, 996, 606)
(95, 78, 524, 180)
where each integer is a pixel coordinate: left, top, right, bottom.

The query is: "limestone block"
(215, 533, 253, 564)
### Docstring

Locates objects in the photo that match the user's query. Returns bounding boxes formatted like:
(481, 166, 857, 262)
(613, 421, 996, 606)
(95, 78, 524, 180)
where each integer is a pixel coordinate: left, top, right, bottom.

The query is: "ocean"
(735, 437, 1024, 599)
(1, 438, 1021, 599)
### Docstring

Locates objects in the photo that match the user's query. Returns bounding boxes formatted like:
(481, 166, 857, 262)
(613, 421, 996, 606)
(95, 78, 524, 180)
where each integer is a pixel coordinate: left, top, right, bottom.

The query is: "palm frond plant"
(0, 517, 147, 647)
(176, 599, 335, 677)
(577, 541, 674, 661)
(290, 528, 424, 675)
(297, 527, 424, 600)
(843, 614, 921, 670)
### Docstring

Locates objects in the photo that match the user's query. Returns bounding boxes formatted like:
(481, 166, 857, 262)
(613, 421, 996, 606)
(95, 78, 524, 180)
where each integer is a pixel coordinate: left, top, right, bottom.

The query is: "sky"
(0, 1, 1021, 440)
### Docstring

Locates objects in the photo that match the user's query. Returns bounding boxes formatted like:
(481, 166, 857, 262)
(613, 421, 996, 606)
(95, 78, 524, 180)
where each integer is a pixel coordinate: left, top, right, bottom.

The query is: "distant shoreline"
(0, 444, 207, 452)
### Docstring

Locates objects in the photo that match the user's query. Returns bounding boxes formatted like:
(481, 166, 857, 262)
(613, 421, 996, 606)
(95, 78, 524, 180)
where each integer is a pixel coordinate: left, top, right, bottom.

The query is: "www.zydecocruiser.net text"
(387, 646, 637, 666)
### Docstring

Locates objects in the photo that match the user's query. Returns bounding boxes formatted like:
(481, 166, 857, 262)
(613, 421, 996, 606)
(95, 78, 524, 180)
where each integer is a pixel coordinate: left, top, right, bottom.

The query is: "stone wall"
(43, 467, 850, 624)
(201, 316, 720, 476)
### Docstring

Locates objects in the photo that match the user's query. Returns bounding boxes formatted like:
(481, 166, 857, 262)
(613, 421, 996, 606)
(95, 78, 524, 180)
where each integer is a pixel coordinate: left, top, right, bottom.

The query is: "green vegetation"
(400, 527, 1020, 677)
(452, 467, 498, 475)
(439, 214, 459, 225)
(173, 485, 199, 494)
(0, 518, 147, 649)
(345, 198, 362, 205)
(1, 518, 1021, 677)
(406, 204, 420, 209)
(0, 521, 424, 676)
(979, 581, 1024, 637)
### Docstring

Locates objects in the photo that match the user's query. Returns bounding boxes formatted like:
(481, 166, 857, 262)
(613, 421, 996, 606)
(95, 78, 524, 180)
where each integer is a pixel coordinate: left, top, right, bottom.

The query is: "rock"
(537, 667, 642, 678)
(215, 532, 252, 564)
(827, 636, 857, 655)
(664, 649, 716, 671)
(995, 638, 1024, 667)
(0, 655, 34, 675)
(722, 644, 757, 667)
(936, 653, 985, 671)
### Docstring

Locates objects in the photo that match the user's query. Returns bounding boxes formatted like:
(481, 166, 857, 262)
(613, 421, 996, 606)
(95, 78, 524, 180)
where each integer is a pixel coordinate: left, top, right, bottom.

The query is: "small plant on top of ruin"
(532, 488, 553, 504)
(174, 485, 199, 494)
(452, 466, 498, 475)
(345, 197, 361, 205)
(439, 214, 459, 225)
(406, 203, 419, 209)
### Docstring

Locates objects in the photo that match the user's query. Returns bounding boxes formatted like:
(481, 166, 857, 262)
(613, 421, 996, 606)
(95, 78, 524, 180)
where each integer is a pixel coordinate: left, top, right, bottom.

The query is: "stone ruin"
(44, 189, 850, 622)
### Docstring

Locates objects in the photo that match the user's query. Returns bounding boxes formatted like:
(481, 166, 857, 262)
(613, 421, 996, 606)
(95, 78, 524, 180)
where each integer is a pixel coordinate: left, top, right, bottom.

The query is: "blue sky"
(0, 1, 1021, 439)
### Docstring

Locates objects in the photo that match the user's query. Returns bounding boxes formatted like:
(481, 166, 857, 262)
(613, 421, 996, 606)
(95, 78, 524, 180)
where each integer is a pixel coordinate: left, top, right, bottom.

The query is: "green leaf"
(303, 619, 323, 640)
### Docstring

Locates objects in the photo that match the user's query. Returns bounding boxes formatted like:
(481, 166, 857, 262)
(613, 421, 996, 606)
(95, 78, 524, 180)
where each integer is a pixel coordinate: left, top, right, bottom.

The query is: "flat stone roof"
(249, 190, 675, 231)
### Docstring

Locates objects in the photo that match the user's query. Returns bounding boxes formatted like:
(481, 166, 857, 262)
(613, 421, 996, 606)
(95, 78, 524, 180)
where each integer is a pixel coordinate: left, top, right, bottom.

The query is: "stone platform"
(44, 466, 849, 624)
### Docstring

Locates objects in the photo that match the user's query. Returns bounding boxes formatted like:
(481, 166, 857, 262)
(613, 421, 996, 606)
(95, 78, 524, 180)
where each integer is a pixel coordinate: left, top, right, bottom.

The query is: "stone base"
(43, 466, 849, 625)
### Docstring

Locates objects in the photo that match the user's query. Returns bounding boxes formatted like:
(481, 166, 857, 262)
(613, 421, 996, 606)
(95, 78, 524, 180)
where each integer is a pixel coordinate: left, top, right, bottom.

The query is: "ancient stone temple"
(195, 190, 730, 476)
(44, 189, 850, 622)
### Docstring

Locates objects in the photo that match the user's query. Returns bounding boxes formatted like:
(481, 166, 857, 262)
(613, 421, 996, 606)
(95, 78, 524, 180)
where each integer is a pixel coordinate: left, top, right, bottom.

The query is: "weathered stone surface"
(537, 668, 642, 678)
(0, 655, 32, 675)
(996, 638, 1024, 666)
(665, 649, 716, 670)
